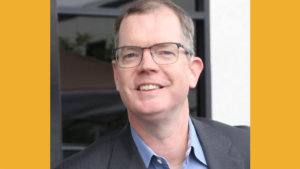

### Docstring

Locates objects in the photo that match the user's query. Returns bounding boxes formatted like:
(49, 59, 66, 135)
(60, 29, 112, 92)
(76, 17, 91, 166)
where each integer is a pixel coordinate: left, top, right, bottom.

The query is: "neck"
(129, 100, 190, 168)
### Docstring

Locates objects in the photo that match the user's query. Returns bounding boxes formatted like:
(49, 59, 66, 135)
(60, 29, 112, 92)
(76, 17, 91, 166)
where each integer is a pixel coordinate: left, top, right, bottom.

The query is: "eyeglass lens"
(116, 43, 179, 68)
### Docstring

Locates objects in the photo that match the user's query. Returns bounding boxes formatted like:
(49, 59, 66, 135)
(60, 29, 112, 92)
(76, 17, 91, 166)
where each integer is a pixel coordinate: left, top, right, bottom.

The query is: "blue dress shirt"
(130, 117, 208, 169)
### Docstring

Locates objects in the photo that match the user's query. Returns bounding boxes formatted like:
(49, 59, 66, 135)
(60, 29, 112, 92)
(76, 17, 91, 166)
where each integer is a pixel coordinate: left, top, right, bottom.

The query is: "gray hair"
(114, 0, 195, 56)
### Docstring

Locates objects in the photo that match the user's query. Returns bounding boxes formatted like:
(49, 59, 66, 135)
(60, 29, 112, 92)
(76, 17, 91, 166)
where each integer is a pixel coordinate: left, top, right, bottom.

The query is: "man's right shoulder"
(55, 128, 125, 169)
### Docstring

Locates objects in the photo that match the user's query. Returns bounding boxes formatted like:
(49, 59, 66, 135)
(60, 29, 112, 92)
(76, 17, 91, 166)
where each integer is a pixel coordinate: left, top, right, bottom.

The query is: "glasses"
(114, 42, 190, 68)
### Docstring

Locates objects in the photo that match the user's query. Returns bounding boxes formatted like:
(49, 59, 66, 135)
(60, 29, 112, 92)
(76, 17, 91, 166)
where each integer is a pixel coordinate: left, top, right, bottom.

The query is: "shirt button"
(157, 159, 163, 164)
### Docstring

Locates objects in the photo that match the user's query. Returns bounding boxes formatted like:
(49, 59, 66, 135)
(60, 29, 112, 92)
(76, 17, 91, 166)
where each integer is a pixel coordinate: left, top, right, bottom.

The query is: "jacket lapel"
(191, 118, 245, 169)
(108, 118, 245, 169)
(108, 125, 146, 169)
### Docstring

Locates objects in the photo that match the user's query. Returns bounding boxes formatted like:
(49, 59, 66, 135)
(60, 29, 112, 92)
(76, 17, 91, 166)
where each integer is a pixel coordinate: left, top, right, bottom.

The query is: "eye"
(120, 51, 140, 62)
(161, 51, 173, 55)
(125, 53, 138, 58)
(157, 50, 175, 56)
(123, 52, 139, 59)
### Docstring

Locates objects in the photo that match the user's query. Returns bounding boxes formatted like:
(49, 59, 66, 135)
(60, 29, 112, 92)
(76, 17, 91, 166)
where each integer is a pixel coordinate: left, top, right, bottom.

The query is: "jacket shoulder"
(192, 117, 250, 168)
(55, 130, 122, 169)
(193, 117, 250, 139)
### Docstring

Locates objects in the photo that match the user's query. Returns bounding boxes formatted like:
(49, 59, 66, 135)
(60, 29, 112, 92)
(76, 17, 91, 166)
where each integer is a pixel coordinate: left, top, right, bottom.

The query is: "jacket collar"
(191, 117, 245, 169)
(108, 118, 245, 169)
(108, 125, 147, 169)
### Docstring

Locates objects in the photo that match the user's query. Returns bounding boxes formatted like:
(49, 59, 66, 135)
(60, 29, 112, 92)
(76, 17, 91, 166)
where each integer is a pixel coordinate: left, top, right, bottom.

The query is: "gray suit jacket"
(56, 117, 250, 169)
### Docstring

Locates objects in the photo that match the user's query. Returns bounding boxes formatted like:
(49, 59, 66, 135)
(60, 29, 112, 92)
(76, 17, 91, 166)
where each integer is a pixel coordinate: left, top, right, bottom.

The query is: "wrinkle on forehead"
(118, 6, 183, 47)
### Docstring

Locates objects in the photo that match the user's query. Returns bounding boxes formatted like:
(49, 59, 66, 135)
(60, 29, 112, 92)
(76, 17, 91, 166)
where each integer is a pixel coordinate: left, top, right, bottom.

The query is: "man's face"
(112, 7, 202, 120)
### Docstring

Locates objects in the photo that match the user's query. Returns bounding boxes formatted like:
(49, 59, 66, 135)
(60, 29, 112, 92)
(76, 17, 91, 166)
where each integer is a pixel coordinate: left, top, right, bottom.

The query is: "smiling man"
(56, 0, 249, 169)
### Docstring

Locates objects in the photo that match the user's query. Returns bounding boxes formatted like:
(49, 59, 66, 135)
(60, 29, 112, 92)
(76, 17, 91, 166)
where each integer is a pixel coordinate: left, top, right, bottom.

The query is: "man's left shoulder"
(191, 116, 250, 169)
(192, 116, 250, 141)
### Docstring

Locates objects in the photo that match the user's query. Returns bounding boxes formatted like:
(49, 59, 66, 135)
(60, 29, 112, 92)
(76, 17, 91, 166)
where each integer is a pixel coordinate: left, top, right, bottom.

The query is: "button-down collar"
(130, 117, 207, 168)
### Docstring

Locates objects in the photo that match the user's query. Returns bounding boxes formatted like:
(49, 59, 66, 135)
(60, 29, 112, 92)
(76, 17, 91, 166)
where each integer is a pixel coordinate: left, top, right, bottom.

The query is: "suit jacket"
(56, 117, 250, 169)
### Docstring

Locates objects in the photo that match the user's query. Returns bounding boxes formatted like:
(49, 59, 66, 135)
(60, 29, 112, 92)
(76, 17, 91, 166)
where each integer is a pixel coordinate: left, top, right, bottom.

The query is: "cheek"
(117, 74, 127, 90)
(170, 69, 191, 92)
(177, 68, 192, 93)
(117, 75, 131, 105)
(117, 70, 135, 93)
(178, 77, 191, 94)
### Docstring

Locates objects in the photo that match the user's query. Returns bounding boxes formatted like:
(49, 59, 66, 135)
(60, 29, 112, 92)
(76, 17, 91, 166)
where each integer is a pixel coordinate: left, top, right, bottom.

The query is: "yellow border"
(1, 0, 300, 168)
(251, 0, 300, 168)
(0, 0, 50, 169)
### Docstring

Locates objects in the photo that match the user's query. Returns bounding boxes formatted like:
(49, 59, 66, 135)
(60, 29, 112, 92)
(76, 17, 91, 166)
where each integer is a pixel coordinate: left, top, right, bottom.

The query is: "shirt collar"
(130, 116, 207, 167)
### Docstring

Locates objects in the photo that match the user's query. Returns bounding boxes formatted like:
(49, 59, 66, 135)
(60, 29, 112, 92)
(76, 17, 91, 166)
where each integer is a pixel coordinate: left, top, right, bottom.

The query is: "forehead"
(118, 6, 183, 47)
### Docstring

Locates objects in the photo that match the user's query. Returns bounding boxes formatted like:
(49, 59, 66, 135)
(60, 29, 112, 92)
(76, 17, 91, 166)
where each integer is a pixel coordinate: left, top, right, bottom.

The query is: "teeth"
(139, 84, 160, 91)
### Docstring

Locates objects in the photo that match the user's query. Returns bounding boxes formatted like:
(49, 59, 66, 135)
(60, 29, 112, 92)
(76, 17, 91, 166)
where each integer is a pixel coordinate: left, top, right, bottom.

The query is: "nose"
(138, 49, 159, 72)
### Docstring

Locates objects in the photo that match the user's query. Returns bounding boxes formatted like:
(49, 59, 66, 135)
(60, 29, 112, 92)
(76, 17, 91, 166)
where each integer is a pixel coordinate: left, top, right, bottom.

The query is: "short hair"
(114, 0, 195, 56)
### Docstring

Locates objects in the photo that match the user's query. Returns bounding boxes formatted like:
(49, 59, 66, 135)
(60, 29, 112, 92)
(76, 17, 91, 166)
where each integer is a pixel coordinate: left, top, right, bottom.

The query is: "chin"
(134, 107, 162, 116)
(129, 106, 169, 121)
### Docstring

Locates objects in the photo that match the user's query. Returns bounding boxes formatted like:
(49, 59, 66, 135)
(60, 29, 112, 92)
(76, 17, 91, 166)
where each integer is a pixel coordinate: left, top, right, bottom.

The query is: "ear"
(188, 56, 203, 88)
(112, 60, 120, 91)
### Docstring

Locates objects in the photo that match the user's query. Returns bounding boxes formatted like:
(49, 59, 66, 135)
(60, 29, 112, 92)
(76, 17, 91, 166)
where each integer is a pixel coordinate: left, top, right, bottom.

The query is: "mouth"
(137, 84, 163, 91)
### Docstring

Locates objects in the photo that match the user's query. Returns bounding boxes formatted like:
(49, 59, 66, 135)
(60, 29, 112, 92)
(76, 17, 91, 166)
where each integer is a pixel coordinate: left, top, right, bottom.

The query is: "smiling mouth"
(138, 84, 163, 91)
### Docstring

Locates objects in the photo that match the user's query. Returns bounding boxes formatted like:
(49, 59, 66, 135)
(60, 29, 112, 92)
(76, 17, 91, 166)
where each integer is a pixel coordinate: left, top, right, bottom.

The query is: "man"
(56, 0, 249, 169)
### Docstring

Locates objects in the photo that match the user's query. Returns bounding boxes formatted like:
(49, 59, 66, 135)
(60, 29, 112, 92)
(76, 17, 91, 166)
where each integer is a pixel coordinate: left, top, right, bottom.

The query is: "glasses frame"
(114, 42, 190, 68)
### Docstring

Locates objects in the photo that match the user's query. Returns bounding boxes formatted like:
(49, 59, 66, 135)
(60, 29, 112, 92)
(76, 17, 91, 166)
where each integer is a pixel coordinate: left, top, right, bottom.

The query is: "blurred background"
(51, 0, 249, 168)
